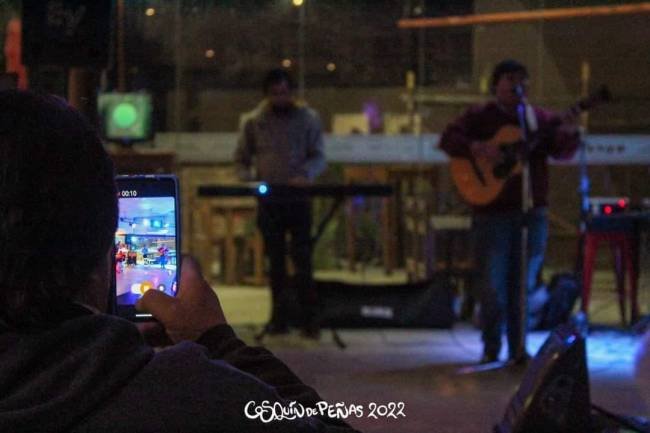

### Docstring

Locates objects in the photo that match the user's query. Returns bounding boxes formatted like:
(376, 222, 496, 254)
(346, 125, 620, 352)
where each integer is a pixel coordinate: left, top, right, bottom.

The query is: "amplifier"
(589, 196, 629, 216)
(642, 198, 650, 210)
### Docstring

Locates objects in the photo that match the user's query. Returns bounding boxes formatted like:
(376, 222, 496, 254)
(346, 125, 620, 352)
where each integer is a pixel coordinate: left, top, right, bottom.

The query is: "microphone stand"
(515, 89, 531, 362)
(573, 136, 590, 336)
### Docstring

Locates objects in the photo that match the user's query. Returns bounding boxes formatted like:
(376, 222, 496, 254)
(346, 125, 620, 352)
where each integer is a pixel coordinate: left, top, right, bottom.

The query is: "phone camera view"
(115, 196, 177, 307)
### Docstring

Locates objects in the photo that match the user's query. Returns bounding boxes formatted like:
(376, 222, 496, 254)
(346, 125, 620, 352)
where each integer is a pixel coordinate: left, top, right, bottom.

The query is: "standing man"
(234, 69, 326, 338)
(158, 244, 169, 270)
(439, 60, 580, 364)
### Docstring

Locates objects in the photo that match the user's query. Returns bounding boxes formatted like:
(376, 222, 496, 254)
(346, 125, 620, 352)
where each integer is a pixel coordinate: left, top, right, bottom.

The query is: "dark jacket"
(0, 303, 359, 432)
(233, 101, 326, 184)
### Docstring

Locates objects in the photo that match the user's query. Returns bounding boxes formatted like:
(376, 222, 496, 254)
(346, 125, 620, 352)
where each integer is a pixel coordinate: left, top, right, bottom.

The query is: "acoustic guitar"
(449, 85, 611, 206)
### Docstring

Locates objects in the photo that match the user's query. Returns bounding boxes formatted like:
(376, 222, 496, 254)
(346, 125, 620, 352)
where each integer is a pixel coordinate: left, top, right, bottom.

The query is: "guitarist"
(439, 59, 580, 364)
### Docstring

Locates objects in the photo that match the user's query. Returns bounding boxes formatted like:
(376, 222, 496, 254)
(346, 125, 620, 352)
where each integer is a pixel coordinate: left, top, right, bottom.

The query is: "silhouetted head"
(263, 68, 295, 112)
(491, 59, 529, 108)
(0, 90, 117, 328)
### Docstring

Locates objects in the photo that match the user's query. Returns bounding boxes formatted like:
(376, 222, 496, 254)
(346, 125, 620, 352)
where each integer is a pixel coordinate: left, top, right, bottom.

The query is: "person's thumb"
(136, 289, 179, 325)
(178, 256, 211, 298)
(180, 255, 202, 281)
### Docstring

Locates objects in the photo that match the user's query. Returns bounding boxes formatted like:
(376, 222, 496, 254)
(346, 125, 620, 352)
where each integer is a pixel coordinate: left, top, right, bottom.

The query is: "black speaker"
(495, 325, 591, 433)
(308, 276, 455, 328)
(22, 0, 112, 67)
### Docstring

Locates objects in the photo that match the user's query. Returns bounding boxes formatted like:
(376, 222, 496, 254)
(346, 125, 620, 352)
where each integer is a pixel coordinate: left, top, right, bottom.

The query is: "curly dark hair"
(490, 59, 528, 94)
(0, 90, 117, 328)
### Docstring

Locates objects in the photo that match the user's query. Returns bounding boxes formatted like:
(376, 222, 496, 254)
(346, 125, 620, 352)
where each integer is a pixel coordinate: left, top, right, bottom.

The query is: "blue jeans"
(472, 208, 548, 358)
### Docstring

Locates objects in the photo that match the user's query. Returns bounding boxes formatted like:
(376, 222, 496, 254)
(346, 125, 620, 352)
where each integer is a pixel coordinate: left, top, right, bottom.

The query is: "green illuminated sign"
(112, 102, 138, 128)
(98, 93, 152, 141)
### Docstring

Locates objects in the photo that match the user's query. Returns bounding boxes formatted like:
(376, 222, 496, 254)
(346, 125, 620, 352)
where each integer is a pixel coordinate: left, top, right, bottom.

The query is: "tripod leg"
(612, 240, 627, 327)
(331, 328, 347, 350)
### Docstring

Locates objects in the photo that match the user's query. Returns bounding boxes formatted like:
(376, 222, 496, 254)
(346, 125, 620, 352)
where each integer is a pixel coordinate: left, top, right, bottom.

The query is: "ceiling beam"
(397, 3, 650, 29)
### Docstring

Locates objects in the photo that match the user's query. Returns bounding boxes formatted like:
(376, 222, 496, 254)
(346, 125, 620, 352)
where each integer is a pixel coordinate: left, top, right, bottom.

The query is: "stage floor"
(211, 268, 649, 433)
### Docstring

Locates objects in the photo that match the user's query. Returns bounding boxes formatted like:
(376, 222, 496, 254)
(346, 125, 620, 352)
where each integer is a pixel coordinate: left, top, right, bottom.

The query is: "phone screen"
(114, 175, 180, 320)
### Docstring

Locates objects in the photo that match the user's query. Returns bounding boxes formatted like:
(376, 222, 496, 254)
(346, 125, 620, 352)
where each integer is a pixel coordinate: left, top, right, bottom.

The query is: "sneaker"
(263, 321, 290, 336)
(479, 350, 499, 364)
(508, 352, 532, 366)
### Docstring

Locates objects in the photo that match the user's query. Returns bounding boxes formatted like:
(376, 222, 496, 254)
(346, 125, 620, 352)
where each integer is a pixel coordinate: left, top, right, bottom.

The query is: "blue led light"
(258, 183, 269, 195)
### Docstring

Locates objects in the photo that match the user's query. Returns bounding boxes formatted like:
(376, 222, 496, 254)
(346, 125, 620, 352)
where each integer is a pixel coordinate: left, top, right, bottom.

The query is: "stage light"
(142, 218, 151, 227)
(205, 49, 215, 59)
(604, 205, 613, 215)
(258, 183, 269, 195)
(618, 199, 627, 208)
(292, 0, 304, 7)
(281, 58, 292, 68)
(145, 8, 155, 17)
(326, 62, 336, 72)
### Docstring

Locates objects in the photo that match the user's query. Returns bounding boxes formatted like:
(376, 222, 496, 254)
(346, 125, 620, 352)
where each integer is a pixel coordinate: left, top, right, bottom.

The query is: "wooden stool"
(581, 231, 639, 326)
(195, 197, 264, 285)
(343, 166, 395, 274)
(431, 215, 476, 319)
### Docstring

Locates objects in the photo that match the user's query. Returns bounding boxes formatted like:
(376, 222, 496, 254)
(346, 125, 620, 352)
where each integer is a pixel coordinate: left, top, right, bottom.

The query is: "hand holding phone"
(137, 257, 227, 343)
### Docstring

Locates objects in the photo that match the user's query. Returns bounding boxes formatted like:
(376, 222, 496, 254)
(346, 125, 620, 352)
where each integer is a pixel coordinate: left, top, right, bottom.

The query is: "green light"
(112, 103, 138, 128)
(98, 93, 152, 141)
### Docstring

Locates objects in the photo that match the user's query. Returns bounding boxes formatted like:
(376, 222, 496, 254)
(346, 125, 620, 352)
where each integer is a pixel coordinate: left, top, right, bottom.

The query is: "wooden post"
(68, 68, 99, 125)
(580, 60, 591, 131)
(116, 0, 126, 92)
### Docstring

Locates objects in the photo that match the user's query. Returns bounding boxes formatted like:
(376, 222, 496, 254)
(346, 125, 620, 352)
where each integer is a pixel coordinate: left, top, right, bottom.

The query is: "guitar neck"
(563, 103, 584, 121)
(562, 85, 610, 121)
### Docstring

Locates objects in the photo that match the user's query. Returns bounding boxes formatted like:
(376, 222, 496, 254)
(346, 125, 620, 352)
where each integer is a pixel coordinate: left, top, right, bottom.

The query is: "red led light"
(604, 205, 613, 215)
(618, 199, 627, 208)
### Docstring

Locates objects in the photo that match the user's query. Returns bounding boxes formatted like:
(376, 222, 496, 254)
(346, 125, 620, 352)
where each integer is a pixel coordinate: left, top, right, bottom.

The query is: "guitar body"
(450, 124, 523, 206)
(448, 86, 610, 206)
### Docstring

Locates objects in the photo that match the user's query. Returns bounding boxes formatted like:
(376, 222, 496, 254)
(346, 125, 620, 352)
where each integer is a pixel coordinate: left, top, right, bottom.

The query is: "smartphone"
(113, 175, 181, 321)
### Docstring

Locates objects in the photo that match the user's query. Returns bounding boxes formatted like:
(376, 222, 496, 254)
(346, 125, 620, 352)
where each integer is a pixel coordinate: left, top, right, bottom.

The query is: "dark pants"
(257, 199, 317, 327)
(472, 208, 548, 358)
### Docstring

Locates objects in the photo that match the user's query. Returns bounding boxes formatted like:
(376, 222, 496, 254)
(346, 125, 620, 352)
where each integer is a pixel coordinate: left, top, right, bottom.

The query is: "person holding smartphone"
(0, 90, 358, 432)
(234, 69, 327, 338)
